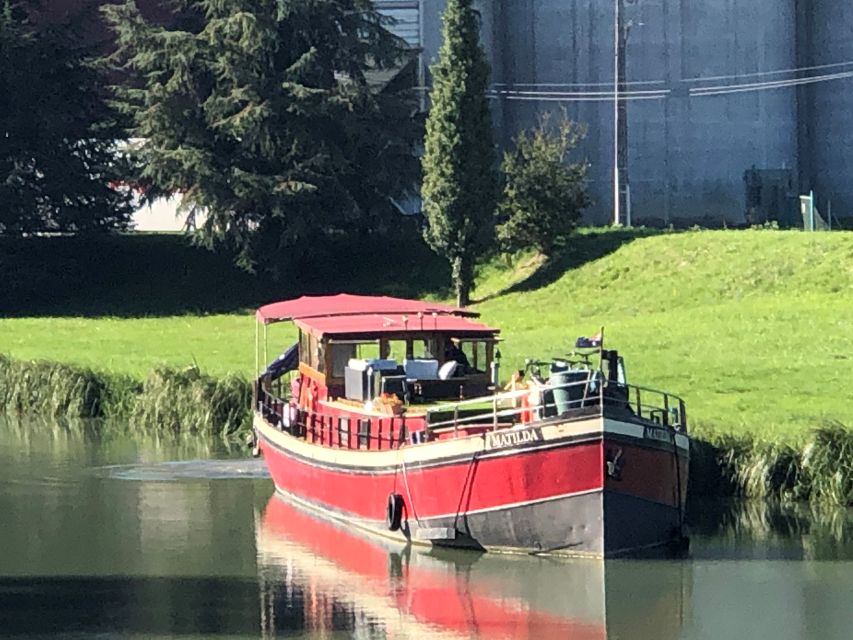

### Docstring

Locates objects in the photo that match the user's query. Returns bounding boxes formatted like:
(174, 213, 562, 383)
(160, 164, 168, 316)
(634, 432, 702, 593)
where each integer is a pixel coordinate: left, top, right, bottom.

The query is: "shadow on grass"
(0, 222, 450, 317)
(475, 227, 662, 303)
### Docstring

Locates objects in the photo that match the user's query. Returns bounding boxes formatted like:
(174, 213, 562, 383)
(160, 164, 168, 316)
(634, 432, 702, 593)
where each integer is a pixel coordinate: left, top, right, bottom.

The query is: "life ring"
(386, 493, 404, 531)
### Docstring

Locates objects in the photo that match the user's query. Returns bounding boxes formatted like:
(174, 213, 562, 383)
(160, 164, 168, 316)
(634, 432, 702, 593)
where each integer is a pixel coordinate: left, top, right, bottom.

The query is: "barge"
(252, 294, 689, 558)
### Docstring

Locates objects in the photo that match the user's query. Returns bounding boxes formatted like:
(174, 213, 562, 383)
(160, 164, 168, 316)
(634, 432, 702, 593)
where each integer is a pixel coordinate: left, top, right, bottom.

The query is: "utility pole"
(613, 0, 631, 226)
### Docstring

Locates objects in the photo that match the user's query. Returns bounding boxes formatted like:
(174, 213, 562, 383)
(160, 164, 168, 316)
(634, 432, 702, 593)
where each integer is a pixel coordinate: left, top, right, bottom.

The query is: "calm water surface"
(1, 418, 851, 639)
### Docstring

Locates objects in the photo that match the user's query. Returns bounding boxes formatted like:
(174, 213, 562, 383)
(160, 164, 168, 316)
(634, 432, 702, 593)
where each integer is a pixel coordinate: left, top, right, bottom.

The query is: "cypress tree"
(103, 0, 420, 270)
(421, 0, 497, 307)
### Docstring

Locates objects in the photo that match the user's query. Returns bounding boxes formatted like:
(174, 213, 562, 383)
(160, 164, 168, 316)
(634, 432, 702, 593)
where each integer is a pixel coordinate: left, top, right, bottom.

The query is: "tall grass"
(129, 367, 251, 437)
(0, 355, 250, 439)
(691, 424, 853, 506)
(0, 354, 106, 417)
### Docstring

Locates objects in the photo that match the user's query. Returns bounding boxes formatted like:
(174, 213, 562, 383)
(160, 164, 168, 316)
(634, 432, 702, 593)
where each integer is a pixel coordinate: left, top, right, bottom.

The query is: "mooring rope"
(400, 456, 422, 527)
(452, 450, 482, 533)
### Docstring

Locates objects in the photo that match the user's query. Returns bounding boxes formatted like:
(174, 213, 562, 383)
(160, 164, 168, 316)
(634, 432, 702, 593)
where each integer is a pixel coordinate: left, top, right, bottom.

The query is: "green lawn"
(2, 228, 852, 442)
(473, 230, 853, 441)
(0, 314, 298, 379)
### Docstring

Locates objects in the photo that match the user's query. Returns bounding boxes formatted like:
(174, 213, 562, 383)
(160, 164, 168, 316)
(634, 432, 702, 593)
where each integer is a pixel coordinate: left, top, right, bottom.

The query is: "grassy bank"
(1, 228, 852, 502)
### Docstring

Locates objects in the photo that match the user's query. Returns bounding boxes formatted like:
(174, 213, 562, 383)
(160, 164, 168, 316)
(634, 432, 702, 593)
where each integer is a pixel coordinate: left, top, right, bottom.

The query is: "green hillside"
(1, 228, 852, 443)
(473, 229, 853, 441)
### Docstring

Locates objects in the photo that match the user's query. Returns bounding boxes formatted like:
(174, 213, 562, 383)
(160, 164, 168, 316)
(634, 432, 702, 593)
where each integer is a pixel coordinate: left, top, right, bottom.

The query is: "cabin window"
(307, 333, 324, 372)
(420, 338, 439, 359)
(330, 343, 357, 378)
(457, 340, 487, 373)
(357, 342, 381, 359)
(299, 330, 309, 365)
(385, 339, 409, 362)
(472, 341, 486, 372)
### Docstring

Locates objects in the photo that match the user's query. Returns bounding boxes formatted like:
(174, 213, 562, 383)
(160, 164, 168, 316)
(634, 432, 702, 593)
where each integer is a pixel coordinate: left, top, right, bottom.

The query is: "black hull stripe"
(273, 486, 681, 558)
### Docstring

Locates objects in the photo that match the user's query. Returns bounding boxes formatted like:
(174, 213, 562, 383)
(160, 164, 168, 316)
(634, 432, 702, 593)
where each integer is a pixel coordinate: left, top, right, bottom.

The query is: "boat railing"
(424, 377, 687, 434)
(257, 377, 687, 449)
(423, 377, 599, 432)
(257, 387, 409, 451)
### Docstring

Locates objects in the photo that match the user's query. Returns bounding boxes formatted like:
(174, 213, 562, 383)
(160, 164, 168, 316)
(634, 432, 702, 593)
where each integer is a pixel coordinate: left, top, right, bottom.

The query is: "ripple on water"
(94, 459, 271, 482)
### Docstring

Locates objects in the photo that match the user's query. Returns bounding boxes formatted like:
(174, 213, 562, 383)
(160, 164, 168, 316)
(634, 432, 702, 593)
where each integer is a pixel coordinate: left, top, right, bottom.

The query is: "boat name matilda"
(486, 427, 543, 450)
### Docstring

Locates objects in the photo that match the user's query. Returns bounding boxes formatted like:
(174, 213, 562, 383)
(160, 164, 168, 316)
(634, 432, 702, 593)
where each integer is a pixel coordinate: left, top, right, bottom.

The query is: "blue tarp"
(264, 342, 299, 381)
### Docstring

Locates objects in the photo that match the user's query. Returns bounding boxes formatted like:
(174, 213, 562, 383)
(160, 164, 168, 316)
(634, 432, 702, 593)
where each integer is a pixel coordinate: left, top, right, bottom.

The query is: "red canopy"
(295, 312, 498, 339)
(255, 294, 478, 324)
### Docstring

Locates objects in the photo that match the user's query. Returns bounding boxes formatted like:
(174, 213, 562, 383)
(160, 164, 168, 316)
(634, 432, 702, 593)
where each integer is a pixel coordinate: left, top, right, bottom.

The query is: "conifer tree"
(421, 0, 497, 307)
(0, 1, 134, 234)
(103, 0, 420, 269)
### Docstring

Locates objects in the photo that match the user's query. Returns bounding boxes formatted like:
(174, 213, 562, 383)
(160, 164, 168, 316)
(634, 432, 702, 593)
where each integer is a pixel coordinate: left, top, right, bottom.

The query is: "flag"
(575, 331, 602, 348)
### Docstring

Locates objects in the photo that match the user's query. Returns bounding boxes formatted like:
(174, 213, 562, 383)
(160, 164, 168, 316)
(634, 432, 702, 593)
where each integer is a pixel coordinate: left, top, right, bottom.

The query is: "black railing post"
(635, 386, 642, 418)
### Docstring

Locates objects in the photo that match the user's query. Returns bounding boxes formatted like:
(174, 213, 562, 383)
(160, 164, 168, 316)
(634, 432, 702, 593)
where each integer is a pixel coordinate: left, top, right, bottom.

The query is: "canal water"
(1, 418, 851, 639)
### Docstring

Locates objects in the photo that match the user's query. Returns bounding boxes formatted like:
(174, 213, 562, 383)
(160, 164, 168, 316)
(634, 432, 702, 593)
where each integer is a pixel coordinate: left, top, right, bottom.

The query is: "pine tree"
(103, 0, 420, 270)
(421, 0, 497, 307)
(0, 1, 134, 234)
(497, 114, 590, 255)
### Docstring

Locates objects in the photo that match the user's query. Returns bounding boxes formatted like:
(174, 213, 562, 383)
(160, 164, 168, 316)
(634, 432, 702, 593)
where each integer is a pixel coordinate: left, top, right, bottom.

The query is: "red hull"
(256, 413, 689, 557)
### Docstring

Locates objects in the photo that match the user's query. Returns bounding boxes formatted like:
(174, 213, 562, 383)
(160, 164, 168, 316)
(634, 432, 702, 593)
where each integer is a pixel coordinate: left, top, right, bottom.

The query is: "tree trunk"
(452, 255, 473, 307)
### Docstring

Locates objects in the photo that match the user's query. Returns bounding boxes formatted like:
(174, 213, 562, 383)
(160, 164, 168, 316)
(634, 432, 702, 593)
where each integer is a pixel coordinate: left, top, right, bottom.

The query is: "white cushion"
(347, 358, 369, 371)
(403, 358, 440, 379)
(438, 360, 459, 380)
(348, 358, 397, 372)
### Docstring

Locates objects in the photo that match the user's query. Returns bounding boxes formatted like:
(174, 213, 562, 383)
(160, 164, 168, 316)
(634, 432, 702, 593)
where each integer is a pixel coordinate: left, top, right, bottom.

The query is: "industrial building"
(35, 1, 853, 227)
(377, 1, 853, 226)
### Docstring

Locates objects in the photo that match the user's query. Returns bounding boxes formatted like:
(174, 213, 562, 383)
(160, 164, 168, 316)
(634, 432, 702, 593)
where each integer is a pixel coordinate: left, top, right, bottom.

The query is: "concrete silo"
(802, 3, 853, 219)
(412, 1, 835, 225)
(490, 0, 802, 224)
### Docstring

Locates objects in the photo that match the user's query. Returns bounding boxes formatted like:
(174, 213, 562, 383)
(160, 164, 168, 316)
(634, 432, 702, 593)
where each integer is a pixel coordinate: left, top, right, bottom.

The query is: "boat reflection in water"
(256, 494, 692, 639)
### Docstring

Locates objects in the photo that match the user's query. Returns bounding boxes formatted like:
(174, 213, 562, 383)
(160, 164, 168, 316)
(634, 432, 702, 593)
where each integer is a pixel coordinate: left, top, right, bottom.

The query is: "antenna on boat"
(402, 315, 408, 331)
(432, 312, 438, 330)
(418, 311, 424, 331)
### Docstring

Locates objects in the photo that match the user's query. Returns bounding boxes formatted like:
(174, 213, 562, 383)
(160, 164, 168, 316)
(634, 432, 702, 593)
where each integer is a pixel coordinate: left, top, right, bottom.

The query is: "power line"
(485, 58, 853, 95)
(492, 79, 666, 88)
(487, 93, 667, 103)
(683, 59, 853, 84)
(489, 88, 670, 98)
(690, 70, 853, 96)
(484, 66, 853, 102)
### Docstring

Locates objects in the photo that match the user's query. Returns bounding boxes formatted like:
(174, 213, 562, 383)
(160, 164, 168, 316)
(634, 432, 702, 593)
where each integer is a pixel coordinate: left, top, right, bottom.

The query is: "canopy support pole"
(263, 324, 268, 371)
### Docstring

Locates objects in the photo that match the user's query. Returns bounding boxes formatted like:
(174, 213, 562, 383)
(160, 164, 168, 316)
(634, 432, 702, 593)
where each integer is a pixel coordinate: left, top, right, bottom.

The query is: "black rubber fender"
(386, 492, 404, 531)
